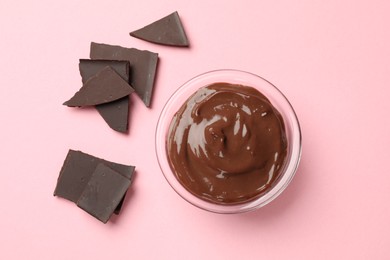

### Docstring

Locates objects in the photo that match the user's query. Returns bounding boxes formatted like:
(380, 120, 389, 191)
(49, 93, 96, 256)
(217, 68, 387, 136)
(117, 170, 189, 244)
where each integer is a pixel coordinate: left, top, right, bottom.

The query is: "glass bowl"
(155, 69, 301, 213)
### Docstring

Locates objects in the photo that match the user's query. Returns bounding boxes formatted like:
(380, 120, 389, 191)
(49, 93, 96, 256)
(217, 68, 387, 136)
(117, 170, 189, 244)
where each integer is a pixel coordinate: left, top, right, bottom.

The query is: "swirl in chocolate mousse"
(167, 83, 288, 205)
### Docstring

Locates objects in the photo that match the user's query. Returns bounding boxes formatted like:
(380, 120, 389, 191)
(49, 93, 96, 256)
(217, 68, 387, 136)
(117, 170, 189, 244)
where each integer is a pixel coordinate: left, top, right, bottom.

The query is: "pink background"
(1, 0, 389, 259)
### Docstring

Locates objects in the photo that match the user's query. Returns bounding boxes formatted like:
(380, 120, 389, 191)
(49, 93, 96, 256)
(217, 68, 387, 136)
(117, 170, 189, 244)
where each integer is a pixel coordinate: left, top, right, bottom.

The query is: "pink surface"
(1, 0, 389, 259)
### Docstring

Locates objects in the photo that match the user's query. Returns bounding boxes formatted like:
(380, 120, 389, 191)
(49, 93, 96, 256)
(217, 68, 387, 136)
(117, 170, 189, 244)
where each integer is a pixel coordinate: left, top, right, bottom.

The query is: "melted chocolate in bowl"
(167, 83, 288, 204)
(156, 70, 301, 213)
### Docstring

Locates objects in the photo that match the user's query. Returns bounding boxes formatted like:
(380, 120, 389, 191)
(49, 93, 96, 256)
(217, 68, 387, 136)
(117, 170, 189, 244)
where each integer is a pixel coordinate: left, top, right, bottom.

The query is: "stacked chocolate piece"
(63, 44, 158, 133)
(54, 150, 135, 223)
(63, 11, 188, 133)
(55, 11, 189, 223)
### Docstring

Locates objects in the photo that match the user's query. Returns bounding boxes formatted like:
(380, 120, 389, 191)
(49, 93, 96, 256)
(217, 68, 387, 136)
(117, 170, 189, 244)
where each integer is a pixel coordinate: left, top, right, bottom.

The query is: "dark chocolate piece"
(97, 96, 131, 133)
(130, 11, 189, 47)
(79, 59, 131, 133)
(79, 59, 130, 84)
(90, 42, 158, 107)
(63, 66, 134, 107)
(54, 150, 135, 214)
(77, 163, 131, 223)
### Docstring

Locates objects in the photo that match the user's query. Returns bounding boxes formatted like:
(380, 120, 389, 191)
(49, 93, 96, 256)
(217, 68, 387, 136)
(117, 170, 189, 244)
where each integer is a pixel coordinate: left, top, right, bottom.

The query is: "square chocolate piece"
(79, 59, 130, 84)
(77, 163, 131, 223)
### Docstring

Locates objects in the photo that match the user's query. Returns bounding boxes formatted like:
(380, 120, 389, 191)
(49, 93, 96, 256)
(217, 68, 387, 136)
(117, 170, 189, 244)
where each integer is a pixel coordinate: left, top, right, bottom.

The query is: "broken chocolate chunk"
(79, 59, 130, 84)
(77, 163, 131, 223)
(90, 42, 158, 107)
(63, 66, 134, 107)
(79, 59, 131, 133)
(97, 96, 131, 133)
(130, 11, 189, 47)
(54, 150, 135, 214)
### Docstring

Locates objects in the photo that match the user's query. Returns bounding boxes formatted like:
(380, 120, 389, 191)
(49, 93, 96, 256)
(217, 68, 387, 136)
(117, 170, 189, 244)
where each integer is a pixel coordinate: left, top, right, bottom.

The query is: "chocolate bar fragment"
(54, 150, 135, 215)
(130, 11, 189, 47)
(97, 97, 131, 133)
(77, 163, 131, 223)
(79, 59, 131, 133)
(90, 42, 158, 107)
(63, 66, 134, 107)
(79, 59, 130, 84)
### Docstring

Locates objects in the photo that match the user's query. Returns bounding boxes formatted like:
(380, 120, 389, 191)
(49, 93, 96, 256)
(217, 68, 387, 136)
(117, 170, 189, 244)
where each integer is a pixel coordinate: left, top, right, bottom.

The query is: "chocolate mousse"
(167, 83, 288, 205)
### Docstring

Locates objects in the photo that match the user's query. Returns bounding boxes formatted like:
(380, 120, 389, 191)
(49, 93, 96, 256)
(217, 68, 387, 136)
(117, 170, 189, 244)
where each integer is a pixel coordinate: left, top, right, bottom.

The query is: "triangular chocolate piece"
(90, 42, 158, 107)
(79, 59, 131, 133)
(130, 11, 189, 47)
(64, 66, 134, 107)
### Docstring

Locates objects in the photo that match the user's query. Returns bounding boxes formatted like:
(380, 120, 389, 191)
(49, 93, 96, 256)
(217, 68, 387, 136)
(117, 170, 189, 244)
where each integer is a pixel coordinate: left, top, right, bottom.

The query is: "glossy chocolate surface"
(167, 83, 288, 204)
